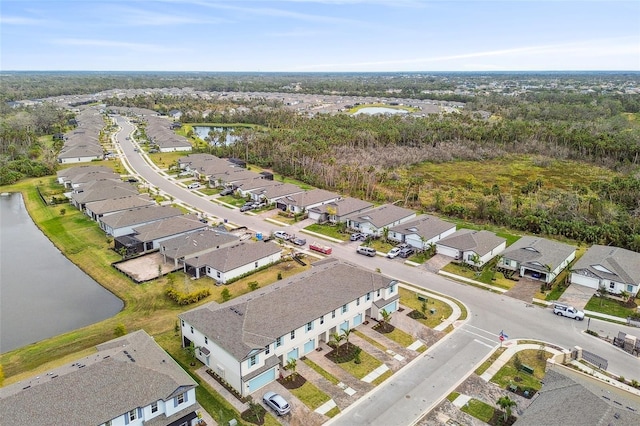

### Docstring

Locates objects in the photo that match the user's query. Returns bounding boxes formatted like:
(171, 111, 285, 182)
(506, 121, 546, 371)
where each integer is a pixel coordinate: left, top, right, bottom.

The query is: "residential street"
(113, 116, 640, 425)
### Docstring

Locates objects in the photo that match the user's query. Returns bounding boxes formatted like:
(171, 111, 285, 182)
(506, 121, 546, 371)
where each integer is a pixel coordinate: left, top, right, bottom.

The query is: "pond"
(353, 107, 410, 115)
(0, 192, 123, 353)
(193, 126, 241, 146)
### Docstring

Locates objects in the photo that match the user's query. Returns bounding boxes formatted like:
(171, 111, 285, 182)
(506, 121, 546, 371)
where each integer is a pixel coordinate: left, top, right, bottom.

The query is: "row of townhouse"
(178, 259, 400, 397)
(57, 107, 105, 164)
(0, 330, 202, 426)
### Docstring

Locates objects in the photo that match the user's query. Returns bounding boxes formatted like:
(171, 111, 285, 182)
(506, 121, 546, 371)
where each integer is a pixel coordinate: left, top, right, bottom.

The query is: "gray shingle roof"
(516, 368, 640, 425)
(257, 183, 304, 200)
(57, 165, 113, 181)
(346, 204, 416, 228)
(180, 260, 396, 360)
(100, 205, 183, 229)
(0, 330, 196, 426)
(501, 236, 576, 272)
(308, 197, 374, 216)
(279, 188, 340, 208)
(184, 241, 282, 272)
(85, 194, 155, 215)
(131, 214, 208, 242)
(438, 229, 506, 256)
(160, 228, 240, 260)
(572, 245, 640, 285)
(389, 214, 455, 239)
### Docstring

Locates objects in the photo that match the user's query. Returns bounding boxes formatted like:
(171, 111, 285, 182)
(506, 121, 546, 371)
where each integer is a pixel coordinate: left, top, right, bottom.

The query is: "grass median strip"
(302, 358, 340, 385)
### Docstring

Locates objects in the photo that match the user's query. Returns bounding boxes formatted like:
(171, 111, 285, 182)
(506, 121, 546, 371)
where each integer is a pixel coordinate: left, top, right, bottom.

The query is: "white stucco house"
(345, 204, 417, 237)
(570, 245, 640, 297)
(183, 241, 282, 283)
(436, 229, 506, 267)
(0, 330, 201, 426)
(498, 236, 577, 284)
(178, 259, 400, 397)
(388, 214, 456, 250)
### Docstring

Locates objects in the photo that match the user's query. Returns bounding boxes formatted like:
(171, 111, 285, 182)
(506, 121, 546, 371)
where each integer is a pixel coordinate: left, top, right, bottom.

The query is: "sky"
(1, 0, 639, 72)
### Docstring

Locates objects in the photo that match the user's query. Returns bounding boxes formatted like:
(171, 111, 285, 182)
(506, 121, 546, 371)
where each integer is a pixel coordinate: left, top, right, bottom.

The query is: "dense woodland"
(1, 72, 639, 251)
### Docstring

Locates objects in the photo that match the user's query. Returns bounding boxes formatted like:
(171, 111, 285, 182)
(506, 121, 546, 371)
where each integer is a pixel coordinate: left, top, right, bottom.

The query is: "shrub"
(221, 288, 231, 302)
(114, 323, 126, 337)
(166, 287, 211, 305)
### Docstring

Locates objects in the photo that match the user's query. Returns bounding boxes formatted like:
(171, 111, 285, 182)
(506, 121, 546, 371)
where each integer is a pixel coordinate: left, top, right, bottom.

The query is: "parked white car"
(187, 182, 200, 189)
(387, 247, 402, 258)
(553, 303, 585, 320)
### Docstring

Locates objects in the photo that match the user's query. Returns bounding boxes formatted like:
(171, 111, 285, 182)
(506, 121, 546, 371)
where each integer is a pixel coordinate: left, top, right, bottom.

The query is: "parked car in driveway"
(398, 247, 414, 258)
(263, 391, 290, 416)
(350, 233, 366, 241)
(219, 187, 234, 196)
(387, 247, 402, 258)
(240, 204, 253, 212)
(187, 182, 200, 189)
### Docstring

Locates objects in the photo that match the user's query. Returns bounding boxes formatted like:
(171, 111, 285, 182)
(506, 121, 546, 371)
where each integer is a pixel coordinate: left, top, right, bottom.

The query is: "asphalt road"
(113, 116, 640, 426)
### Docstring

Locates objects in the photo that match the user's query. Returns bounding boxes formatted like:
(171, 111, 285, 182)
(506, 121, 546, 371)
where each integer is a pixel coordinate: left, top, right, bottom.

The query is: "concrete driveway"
(557, 283, 595, 310)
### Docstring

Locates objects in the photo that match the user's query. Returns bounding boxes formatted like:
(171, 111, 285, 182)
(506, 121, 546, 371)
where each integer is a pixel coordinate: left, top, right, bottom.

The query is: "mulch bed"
(205, 369, 246, 402)
(241, 404, 267, 425)
(325, 342, 360, 363)
(278, 373, 307, 389)
(372, 322, 395, 334)
(488, 412, 517, 426)
(407, 310, 427, 320)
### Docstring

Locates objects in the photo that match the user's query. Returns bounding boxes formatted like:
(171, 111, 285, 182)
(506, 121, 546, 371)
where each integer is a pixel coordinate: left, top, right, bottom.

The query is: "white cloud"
(52, 38, 175, 53)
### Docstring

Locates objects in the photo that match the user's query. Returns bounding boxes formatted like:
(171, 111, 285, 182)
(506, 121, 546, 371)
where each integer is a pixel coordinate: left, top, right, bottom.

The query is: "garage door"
(340, 320, 349, 332)
(247, 368, 276, 393)
(287, 347, 299, 361)
(353, 313, 363, 327)
(304, 339, 315, 354)
(383, 300, 398, 313)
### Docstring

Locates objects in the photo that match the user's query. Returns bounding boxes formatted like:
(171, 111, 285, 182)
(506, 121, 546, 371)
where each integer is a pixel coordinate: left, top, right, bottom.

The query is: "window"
(342, 304, 348, 314)
(276, 336, 282, 347)
(265, 344, 270, 355)
(377, 289, 381, 297)
(216, 271, 221, 278)
(181, 320, 185, 327)
(151, 402, 158, 413)
(320, 315, 324, 325)
(609, 282, 615, 289)
(366, 292, 371, 301)
(306, 321, 313, 332)
(332, 310, 336, 319)
(249, 355, 257, 366)
(190, 326, 194, 334)
(255, 261, 258, 268)
(204, 336, 208, 344)
(290, 330, 295, 339)
(390, 284, 396, 293)
(628, 285, 635, 292)
(177, 393, 185, 404)
(128, 410, 137, 421)
(356, 297, 360, 306)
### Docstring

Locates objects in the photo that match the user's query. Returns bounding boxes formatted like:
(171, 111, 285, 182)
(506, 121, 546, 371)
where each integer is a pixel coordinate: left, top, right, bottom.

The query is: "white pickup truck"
(553, 303, 585, 320)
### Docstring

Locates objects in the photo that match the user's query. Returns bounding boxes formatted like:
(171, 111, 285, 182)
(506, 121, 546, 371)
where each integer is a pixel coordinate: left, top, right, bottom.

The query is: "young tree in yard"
(381, 308, 391, 325)
(114, 323, 126, 337)
(330, 332, 344, 355)
(286, 358, 297, 380)
(341, 328, 352, 349)
(496, 395, 517, 422)
(221, 288, 231, 302)
(420, 300, 428, 318)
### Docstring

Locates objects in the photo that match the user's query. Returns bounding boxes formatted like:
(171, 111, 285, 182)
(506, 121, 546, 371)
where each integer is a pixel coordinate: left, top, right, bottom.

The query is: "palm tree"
(330, 332, 344, 355)
(496, 395, 517, 422)
(341, 328, 351, 349)
(286, 358, 297, 380)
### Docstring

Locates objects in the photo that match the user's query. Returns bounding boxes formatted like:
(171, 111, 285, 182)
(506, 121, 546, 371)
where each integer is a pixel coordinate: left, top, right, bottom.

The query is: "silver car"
(263, 391, 290, 416)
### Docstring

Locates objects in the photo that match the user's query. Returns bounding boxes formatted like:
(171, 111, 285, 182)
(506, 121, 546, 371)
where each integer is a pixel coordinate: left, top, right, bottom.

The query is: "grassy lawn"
(325, 406, 341, 418)
(584, 295, 639, 319)
(399, 288, 453, 328)
(353, 330, 387, 351)
(147, 151, 188, 170)
(219, 195, 247, 207)
(442, 262, 515, 289)
(460, 398, 495, 423)
(475, 347, 507, 375)
(372, 370, 393, 386)
(490, 349, 551, 391)
(287, 380, 330, 410)
(304, 223, 349, 241)
(302, 357, 340, 385)
(447, 392, 460, 402)
(336, 349, 382, 379)
(379, 325, 418, 347)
